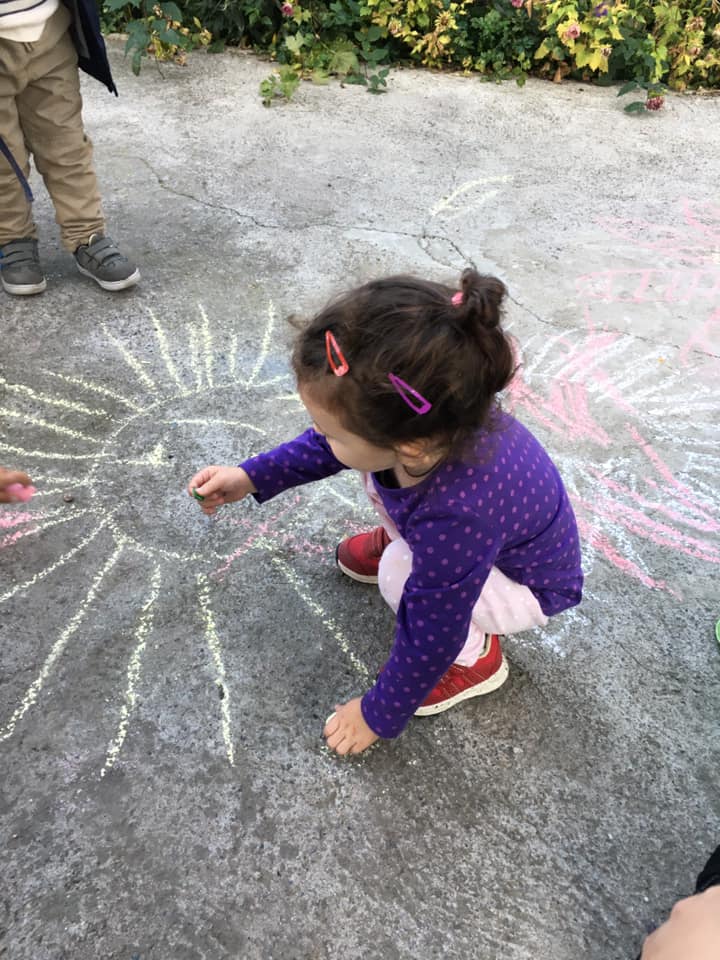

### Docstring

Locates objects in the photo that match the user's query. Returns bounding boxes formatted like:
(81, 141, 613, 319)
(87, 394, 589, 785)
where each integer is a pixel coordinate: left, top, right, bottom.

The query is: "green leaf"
(624, 100, 646, 113)
(311, 69, 330, 85)
(104, 0, 133, 11)
(159, 1, 182, 21)
(157, 26, 181, 44)
(208, 39, 225, 54)
(366, 24, 382, 41)
(284, 33, 306, 55)
(329, 48, 359, 76)
(131, 48, 143, 75)
(617, 79, 640, 96)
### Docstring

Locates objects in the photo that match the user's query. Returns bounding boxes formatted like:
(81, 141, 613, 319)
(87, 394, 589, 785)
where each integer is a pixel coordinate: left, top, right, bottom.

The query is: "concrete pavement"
(1, 45, 719, 960)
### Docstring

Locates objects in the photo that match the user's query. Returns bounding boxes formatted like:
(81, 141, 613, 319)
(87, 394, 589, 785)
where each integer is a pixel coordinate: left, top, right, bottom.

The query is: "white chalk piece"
(325, 712, 336, 728)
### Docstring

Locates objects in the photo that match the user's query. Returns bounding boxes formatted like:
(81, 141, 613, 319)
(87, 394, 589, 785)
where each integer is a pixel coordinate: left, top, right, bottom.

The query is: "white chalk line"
(245, 301, 276, 388)
(0, 507, 96, 548)
(0, 513, 115, 605)
(0, 442, 108, 462)
(148, 307, 189, 396)
(188, 325, 203, 391)
(326, 486, 361, 511)
(0, 541, 124, 743)
(0, 408, 102, 444)
(198, 304, 215, 389)
(228, 332, 238, 380)
(430, 175, 513, 217)
(158, 418, 264, 434)
(25, 487, 72, 499)
(269, 555, 370, 683)
(41, 369, 143, 413)
(0, 376, 108, 418)
(197, 574, 235, 766)
(102, 324, 158, 396)
(31, 473, 82, 486)
(100, 564, 162, 777)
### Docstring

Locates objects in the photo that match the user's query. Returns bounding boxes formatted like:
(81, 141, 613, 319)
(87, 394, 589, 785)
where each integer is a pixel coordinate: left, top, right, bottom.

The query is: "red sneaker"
(414, 634, 508, 716)
(336, 526, 391, 583)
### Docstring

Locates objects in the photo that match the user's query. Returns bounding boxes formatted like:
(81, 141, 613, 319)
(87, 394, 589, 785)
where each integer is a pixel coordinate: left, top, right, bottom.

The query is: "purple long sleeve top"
(240, 412, 582, 739)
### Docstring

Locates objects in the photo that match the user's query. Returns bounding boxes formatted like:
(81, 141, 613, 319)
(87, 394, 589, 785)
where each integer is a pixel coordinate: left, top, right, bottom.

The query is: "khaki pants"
(0, 4, 104, 251)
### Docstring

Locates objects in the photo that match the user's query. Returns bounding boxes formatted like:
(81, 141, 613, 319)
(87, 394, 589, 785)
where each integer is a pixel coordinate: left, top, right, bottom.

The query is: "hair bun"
(459, 268, 506, 330)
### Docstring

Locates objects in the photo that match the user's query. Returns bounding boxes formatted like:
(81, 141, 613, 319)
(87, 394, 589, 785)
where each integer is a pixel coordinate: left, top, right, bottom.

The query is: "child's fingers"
(187, 466, 219, 497)
(198, 492, 225, 515)
(195, 475, 229, 499)
(326, 730, 352, 755)
(323, 711, 338, 736)
(2, 470, 32, 488)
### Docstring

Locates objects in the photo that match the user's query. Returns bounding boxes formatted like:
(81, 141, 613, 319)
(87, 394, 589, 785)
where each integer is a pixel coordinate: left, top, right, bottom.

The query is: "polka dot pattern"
(241, 417, 583, 740)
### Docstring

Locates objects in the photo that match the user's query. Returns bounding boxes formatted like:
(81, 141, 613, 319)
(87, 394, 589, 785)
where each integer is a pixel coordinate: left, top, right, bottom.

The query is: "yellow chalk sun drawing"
(0, 302, 369, 775)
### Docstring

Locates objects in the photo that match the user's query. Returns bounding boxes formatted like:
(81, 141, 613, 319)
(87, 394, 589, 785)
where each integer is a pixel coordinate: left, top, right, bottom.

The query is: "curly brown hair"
(292, 269, 516, 460)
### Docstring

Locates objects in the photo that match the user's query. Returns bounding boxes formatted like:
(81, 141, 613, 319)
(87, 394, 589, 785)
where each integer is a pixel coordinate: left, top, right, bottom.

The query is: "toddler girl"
(188, 270, 582, 755)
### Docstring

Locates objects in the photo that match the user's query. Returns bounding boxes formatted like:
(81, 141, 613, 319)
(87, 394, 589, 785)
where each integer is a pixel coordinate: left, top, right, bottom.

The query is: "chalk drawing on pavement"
(0, 301, 370, 772)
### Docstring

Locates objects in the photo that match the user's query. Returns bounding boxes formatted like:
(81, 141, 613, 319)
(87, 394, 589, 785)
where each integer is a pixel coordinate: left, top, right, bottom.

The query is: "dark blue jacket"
(63, 0, 117, 95)
(0, 0, 116, 201)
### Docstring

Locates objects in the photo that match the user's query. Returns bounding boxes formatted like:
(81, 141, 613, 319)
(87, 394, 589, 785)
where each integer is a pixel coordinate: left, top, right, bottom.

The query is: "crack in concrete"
(127, 153, 720, 360)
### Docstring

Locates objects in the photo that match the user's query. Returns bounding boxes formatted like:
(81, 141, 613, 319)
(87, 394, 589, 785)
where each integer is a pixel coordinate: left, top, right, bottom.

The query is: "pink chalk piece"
(6, 483, 36, 503)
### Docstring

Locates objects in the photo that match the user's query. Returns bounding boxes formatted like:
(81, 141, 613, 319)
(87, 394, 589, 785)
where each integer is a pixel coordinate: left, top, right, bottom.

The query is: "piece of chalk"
(6, 483, 36, 503)
(192, 487, 205, 501)
(325, 712, 336, 728)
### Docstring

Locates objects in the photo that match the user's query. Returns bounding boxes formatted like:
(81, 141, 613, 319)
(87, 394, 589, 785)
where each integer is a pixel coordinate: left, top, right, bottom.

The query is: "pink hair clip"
(451, 291, 463, 306)
(388, 373, 432, 415)
(325, 330, 349, 376)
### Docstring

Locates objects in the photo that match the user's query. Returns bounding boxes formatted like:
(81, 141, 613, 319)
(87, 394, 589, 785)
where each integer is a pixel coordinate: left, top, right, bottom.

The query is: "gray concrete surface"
(1, 44, 719, 960)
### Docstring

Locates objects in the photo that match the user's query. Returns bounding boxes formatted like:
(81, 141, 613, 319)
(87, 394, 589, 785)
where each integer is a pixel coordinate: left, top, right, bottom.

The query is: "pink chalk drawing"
(212, 492, 372, 580)
(510, 200, 719, 600)
(0, 510, 43, 550)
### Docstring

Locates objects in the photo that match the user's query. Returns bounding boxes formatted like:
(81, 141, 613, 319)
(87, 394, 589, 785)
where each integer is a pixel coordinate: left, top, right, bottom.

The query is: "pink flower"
(281, 2, 294, 15)
(511, 0, 524, 7)
(645, 96, 665, 111)
(564, 23, 581, 40)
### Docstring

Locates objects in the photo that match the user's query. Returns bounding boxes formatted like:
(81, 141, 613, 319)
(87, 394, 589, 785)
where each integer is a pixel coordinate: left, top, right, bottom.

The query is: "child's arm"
(361, 508, 500, 741)
(239, 427, 348, 504)
(188, 428, 348, 514)
(0, 468, 34, 503)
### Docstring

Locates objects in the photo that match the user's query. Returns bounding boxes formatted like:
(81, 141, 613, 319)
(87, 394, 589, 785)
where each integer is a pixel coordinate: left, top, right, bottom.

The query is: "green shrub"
(102, 0, 720, 101)
(102, 0, 211, 73)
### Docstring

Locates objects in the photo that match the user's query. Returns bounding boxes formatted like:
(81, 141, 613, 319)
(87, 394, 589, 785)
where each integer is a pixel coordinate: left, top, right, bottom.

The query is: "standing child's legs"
(0, 21, 43, 252)
(0, 5, 139, 293)
(15, 5, 104, 251)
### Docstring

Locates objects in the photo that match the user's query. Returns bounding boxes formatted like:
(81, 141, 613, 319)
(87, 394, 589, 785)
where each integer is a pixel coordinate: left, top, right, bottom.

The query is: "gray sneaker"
(74, 233, 140, 291)
(0, 238, 47, 295)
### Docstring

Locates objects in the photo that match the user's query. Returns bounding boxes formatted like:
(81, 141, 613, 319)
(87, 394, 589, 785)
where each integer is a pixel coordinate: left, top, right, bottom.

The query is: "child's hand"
(0, 468, 33, 503)
(187, 466, 256, 516)
(323, 697, 379, 756)
(641, 887, 720, 960)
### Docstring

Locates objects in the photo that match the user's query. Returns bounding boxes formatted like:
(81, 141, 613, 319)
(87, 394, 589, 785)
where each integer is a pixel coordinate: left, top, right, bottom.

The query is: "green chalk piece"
(192, 488, 205, 502)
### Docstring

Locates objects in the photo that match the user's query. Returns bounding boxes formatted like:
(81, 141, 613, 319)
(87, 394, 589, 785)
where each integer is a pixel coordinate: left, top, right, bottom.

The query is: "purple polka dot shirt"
(241, 413, 583, 739)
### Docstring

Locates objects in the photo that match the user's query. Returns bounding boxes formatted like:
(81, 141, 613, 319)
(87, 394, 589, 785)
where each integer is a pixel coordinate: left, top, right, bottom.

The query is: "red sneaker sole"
(336, 556, 379, 584)
(414, 655, 509, 716)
